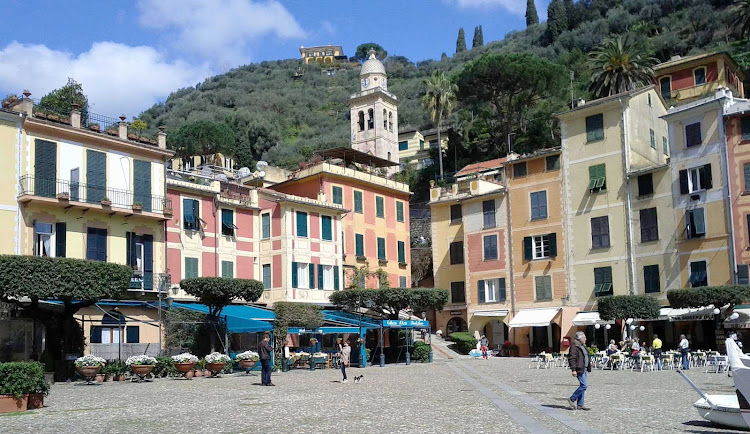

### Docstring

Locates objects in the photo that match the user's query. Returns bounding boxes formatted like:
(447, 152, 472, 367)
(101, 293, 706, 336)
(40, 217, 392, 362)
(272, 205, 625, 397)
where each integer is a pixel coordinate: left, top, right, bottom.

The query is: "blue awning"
(323, 310, 381, 329)
(171, 302, 273, 333)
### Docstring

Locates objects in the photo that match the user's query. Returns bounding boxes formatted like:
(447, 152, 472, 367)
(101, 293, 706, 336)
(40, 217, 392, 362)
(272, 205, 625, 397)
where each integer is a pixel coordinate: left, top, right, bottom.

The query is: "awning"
(668, 305, 718, 322)
(508, 307, 561, 328)
(725, 306, 750, 329)
(171, 302, 273, 333)
(571, 311, 613, 326)
(471, 309, 510, 318)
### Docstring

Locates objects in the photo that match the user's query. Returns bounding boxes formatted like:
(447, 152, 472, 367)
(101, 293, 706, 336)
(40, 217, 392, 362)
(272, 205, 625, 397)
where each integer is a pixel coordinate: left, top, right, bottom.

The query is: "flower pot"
(130, 364, 155, 382)
(100, 200, 112, 207)
(132, 204, 143, 212)
(128, 133, 138, 140)
(174, 362, 194, 374)
(95, 373, 105, 383)
(76, 365, 101, 383)
(89, 125, 101, 132)
(203, 368, 214, 377)
(117, 374, 127, 381)
(0, 395, 27, 413)
(57, 193, 69, 201)
(27, 394, 44, 410)
(193, 369, 202, 377)
(205, 363, 226, 376)
(239, 360, 257, 370)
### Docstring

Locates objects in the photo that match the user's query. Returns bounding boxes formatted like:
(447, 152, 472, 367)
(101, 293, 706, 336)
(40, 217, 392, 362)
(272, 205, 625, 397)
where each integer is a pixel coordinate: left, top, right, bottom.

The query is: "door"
(34, 139, 57, 197)
(70, 168, 80, 201)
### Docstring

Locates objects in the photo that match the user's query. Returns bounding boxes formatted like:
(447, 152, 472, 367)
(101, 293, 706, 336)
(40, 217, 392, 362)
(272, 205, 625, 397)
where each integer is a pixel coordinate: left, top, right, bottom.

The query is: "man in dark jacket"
(258, 333, 274, 386)
(567, 331, 592, 410)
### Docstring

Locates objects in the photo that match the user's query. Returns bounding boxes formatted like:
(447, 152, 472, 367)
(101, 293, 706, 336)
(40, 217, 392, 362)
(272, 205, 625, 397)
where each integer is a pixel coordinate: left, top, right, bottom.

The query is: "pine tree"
(456, 28, 467, 53)
(472, 26, 484, 48)
(441, 52, 448, 60)
(526, 0, 539, 27)
(546, 0, 568, 41)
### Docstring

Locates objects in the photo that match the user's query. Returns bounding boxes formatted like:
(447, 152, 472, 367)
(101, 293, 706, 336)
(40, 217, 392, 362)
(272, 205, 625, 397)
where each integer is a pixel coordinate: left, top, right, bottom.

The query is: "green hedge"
(667, 285, 750, 309)
(412, 341, 431, 362)
(449, 332, 478, 354)
(597, 295, 660, 321)
(0, 362, 49, 399)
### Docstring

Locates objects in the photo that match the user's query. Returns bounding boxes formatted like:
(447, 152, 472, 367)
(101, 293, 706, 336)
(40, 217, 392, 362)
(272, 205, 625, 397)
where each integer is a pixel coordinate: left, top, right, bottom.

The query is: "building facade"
(397, 126, 450, 170)
(725, 98, 750, 284)
(300, 45, 345, 64)
(655, 52, 745, 104)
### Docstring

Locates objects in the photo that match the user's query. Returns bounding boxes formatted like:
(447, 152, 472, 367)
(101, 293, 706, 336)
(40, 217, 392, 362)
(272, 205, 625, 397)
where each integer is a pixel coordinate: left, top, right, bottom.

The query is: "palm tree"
(731, 0, 750, 40)
(588, 36, 657, 99)
(422, 71, 457, 180)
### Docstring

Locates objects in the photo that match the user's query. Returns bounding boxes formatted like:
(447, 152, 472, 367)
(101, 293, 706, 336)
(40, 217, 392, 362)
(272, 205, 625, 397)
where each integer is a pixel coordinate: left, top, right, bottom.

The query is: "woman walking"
(339, 339, 351, 383)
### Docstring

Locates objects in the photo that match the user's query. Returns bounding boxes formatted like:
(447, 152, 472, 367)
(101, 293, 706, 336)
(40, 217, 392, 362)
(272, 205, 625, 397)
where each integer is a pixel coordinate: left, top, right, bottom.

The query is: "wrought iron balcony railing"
(19, 175, 172, 214)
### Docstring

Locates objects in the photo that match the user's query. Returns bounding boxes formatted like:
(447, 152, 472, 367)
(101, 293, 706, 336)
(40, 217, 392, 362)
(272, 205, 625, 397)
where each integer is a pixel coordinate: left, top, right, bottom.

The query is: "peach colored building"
(723, 97, 750, 285)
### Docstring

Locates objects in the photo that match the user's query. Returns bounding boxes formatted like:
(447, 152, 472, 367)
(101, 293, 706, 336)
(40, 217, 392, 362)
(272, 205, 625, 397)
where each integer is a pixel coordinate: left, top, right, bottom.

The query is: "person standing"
(679, 334, 690, 370)
(339, 340, 351, 383)
(567, 331, 592, 411)
(480, 335, 489, 359)
(652, 334, 663, 370)
(259, 333, 274, 386)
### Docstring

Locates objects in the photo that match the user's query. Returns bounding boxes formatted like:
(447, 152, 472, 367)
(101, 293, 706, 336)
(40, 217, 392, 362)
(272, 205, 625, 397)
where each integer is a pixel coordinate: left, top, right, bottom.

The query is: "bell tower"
(349, 50, 399, 172)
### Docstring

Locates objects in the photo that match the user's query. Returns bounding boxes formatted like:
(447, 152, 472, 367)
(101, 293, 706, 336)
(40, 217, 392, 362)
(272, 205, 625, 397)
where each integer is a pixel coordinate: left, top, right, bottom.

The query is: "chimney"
(19, 90, 33, 116)
(576, 98, 586, 107)
(118, 115, 127, 140)
(157, 126, 167, 149)
(70, 104, 81, 128)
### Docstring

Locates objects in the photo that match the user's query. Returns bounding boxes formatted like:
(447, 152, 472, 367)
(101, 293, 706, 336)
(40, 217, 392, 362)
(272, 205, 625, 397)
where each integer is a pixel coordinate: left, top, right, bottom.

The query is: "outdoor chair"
(661, 353, 674, 370)
(639, 354, 655, 372)
(705, 355, 729, 373)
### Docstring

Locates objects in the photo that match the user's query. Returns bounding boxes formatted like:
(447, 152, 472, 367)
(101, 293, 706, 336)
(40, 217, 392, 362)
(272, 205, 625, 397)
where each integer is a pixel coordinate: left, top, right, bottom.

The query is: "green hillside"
(136, 0, 750, 176)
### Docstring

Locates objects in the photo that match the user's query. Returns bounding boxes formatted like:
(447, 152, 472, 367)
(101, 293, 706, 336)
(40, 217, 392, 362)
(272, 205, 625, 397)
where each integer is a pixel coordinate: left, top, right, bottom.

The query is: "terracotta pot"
(117, 374, 127, 381)
(95, 373, 105, 383)
(239, 360, 257, 370)
(193, 369, 202, 377)
(185, 370, 194, 379)
(76, 365, 101, 382)
(132, 204, 143, 212)
(100, 200, 112, 207)
(27, 394, 44, 410)
(0, 395, 27, 413)
(130, 364, 155, 377)
(203, 368, 214, 376)
(174, 362, 195, 374)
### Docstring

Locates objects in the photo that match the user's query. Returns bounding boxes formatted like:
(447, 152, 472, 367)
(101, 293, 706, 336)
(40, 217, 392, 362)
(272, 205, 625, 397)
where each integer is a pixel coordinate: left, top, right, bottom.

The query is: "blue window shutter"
(291, 262, 298, 288)
(86, 150, 106, 203)
(133, 160, 152, 212)
(262, 214, 271, 238)
(143, 234, 153, 290)
(398, 241, 405, 263)
(296, 212, 307, 237)
(318, 264, 324, 289)
(193, 200, 200, 227)
(126, 326, 140, 343)
(221, 209, 234, 236)
(334, 266, 340, 290)
(322, 216, 332, 240)
(309, 263, 315, 289)
(55, 222, 66, 257)
(478, 280, 485, 303)
(183, 199, 194, 229)
(498, 278, 506, 301)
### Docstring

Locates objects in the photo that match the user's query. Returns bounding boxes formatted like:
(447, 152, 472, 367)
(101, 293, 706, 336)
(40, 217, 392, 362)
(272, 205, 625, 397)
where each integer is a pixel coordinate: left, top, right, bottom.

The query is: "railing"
(19, 175, 172, 214)
(83, 112, 120, 131)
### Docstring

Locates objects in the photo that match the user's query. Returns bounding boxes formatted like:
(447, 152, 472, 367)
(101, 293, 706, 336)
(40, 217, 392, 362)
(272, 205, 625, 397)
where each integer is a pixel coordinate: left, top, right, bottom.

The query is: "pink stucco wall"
(202, 252, 216, 277)
(272, 254, 282, 287)
(467, 229, 507, 273)
(237, 255, 253, 279)
(167, 248, 181, 285)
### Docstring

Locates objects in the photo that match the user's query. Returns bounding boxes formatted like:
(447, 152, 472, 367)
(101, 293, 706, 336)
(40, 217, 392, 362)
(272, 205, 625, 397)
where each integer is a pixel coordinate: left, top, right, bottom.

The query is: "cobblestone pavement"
(1, 356, 746, 433)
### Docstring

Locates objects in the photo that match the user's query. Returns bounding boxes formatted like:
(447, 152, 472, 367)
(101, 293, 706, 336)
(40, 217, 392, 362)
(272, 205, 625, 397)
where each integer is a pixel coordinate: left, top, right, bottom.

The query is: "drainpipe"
(505, 176, 517, 344)
(15, 112, 24, 255)
(214, 193, 219, 277)
(620, 98, 637, 295)
(720, 103, 738, 283)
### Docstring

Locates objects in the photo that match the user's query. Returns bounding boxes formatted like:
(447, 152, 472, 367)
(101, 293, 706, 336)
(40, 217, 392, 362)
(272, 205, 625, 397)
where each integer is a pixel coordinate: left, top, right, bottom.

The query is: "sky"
(0, 0, 549, 117)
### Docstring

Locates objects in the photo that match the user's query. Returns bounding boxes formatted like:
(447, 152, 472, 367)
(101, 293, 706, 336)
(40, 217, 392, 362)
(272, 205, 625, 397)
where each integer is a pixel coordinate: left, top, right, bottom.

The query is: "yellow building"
(398, 127, 449, 170)
(0, 108, 22, 255)
(655, 52, 745, 104)
(299, 44, 345, 64)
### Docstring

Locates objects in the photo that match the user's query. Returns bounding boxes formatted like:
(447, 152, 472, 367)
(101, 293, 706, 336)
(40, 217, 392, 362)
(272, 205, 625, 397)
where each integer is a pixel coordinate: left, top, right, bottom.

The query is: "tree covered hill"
(136, 0, 750, 173)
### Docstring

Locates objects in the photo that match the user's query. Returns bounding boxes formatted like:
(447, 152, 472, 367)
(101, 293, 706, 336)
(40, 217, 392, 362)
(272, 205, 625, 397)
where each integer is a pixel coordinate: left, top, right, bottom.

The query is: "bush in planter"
(0, 362, 49, 399)
(411, 342, 431, 362)
(448, 332, 478, 355)
(153, 356, 177, 377)
(235, 350, 259, 362)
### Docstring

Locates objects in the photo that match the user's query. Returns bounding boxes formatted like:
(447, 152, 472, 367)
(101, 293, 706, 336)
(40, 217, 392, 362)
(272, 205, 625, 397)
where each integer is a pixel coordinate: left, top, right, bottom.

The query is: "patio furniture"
(705, 355, 729, 373)
(606, 353, 623, 370)
(639, 354, 655, 372)
(661, 353, 674, 370)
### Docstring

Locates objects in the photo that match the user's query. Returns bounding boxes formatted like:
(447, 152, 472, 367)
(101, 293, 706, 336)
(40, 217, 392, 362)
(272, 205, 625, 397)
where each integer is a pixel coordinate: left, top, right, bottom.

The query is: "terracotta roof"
(455, 157, 508, 177)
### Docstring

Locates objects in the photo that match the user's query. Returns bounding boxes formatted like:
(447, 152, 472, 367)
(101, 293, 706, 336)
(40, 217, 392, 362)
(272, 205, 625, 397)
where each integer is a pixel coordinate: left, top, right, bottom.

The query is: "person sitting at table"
(621, 338, 632, 354)
(607, 340, 618, 356)
(631, 338, 641, 356)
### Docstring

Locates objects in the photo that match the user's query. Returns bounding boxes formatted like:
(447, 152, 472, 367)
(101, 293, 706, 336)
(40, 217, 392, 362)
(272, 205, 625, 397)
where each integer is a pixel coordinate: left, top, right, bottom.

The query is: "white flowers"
(125, 355, 157, 366)
(75, 355, 106, 367)
(205, 352, 231, 363)
(235, 350, 259, 361)
(171, 353, 199, 364)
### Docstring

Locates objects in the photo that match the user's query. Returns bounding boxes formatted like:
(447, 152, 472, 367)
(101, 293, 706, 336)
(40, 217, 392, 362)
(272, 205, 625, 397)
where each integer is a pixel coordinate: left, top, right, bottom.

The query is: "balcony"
(18, 175, 172, 218)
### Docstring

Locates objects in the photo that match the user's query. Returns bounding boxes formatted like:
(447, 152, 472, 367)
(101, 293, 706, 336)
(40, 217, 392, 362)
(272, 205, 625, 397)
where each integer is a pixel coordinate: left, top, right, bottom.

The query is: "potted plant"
(57, 191, 69, 201)
(193, 359, 205, 377)
(88, 123, 101, 132)
(235, 350, 259, 372)
(132, 201, 143, 212)
(100, 197, 112, 206)
(171, 353, 198, 379)
(0, 362, 49, 413)
(204, 352, 231, 377)
(105, 128, 117, 136)
(108, 360, 127, 381)
(74, 355, 105, 384)
(126, 355, 157, 382)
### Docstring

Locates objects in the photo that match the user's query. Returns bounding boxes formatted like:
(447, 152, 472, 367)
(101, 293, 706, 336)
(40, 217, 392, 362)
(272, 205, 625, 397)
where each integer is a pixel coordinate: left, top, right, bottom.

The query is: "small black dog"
(353, 375, 363, 384)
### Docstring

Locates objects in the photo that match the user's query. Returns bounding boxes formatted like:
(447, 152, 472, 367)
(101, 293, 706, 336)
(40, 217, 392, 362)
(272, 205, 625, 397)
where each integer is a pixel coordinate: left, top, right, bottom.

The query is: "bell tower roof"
(360, 50, 386, 76)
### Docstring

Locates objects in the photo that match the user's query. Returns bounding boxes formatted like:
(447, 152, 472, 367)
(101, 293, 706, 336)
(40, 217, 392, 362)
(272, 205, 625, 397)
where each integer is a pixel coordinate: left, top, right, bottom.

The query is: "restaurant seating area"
(528, 349, 733, 373)
(286, 351, 341, 370)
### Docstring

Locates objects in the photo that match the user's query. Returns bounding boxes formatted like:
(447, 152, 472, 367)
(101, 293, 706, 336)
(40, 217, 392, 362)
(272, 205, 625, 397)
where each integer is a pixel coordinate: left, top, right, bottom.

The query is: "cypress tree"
(456, 27, 467, 53)
(546, 0, 568, 41)
(441, 52, 448, 60)
(478, 25, 484, 46)
(526, 0, 539, 27)
(563, 0, 575, 30)
(472, 26, 484, 48)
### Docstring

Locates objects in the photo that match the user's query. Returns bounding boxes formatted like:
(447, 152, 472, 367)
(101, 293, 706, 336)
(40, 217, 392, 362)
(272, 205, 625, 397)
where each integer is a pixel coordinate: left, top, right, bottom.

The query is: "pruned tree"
(329, 288, 449, 320)
(667, 285, 750, 311)
(273, 302, 324, 364)
(597, 295, 660, 321)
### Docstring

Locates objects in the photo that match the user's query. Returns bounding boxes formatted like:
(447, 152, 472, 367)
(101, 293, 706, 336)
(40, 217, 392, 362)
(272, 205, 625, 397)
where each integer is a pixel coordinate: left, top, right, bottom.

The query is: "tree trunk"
(437, 115, 444, 180)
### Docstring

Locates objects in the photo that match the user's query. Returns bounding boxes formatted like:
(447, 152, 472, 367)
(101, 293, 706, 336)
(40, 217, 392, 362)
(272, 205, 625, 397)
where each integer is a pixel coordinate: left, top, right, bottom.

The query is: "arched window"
(387, 152, 391, 161)
(367, 109, 374, 130)
(383, 109, 387, 129)
(358, 111, 365, 131)
(388, 112, 393, 132)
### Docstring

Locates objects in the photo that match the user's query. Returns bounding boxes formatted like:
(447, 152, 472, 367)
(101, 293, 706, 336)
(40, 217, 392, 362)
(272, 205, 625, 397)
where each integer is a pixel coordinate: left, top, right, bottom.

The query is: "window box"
(132, 203, 143, 212)
(356, 255, 367, 262)
(56, 192, 69, 201)
(399, 261, 407, 267)
(100, 198, 112, 207)
(379, 259, 388, 266)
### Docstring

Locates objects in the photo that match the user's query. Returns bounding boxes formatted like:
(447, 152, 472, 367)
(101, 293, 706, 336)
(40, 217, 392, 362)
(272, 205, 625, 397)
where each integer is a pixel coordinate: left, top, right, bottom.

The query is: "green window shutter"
(398, 241, 405, 263)
(478, 280, 485, 303)
(332, 186, 343, 205)
(55, 222, 66, 258)
(396, 201, 404, 222)
(355, 234, 364, 257)
(354, 191, 363, 213)
(309, 263, 315, 289)
(126, 232, 135, 267)
(185, 258, 198, 279)
(318, 264, 324, 289)
(650, 129, 656, 149)
(86, 150, 107, 203)
(548, 233, 557, 257)
(133, 160, 152, 212)
(322, 216, 332, 240)
(126, 326, 140, 344)
(291, 261, 298, 288)
(498, 278, 506, 301)
(376, 197, 385, 218)
(34, 139, 57, 198)
(693, 208, 706, 235)
(143, 234, 153, 290)
(221, 209, 234, 236)
(744, 164, 750, 192)
(377, 237, 386, 260)
(222, 261, 233, 278)
(296, 211, 308, 237)
(334, 266, 340, 290)
(598, 164, 606, 188)
(663, 137, 669, 155)
(523, 236, 532, 261)
(262, 214, 271, 238)
(588, 166, 597, 190)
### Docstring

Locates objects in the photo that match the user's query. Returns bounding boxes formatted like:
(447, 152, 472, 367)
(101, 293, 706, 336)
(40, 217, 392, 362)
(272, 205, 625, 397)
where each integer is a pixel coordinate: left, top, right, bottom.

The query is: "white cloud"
(446, 0, 542, 15)
(0, 41, 209, 117)
(321, 20, 335, 36)
(137, 0, 306, 64)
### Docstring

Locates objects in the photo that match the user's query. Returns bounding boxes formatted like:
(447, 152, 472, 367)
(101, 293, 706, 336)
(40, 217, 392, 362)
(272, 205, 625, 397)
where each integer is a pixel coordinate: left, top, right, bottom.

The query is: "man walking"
(679, 334, 690, 370)
(339, 340, 351, 383)
(259, 333, 274, 386)
(567, 331, 592, 411)
(652, 334, 663, 370)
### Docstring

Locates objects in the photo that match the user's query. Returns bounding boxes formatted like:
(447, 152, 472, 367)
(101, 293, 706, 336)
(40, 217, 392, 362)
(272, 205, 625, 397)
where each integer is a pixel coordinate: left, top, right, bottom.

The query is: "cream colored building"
(398, 127, 449, 170)
(300, 45, 345, 64)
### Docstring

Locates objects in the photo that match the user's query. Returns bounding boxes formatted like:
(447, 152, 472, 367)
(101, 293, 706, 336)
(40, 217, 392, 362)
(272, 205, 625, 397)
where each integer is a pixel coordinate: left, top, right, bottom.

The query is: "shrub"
(0, 362, 49, 399)
(153, 357, 176, 377)
(412, 341, 431, 362)
(449, 332, 478, 354)
(597, 295, 660, 321)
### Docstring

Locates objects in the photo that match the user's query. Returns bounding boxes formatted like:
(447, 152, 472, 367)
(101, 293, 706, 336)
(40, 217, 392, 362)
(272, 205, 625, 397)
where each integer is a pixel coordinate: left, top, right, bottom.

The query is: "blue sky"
(0, 0, 549, 116)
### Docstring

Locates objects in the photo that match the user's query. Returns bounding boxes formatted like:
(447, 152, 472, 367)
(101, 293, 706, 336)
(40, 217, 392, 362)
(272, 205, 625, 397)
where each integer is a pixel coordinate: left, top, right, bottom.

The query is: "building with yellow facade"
(397, 127, 450, 170)
(299, 45, 346, 64)
(655, 52, 745, 104)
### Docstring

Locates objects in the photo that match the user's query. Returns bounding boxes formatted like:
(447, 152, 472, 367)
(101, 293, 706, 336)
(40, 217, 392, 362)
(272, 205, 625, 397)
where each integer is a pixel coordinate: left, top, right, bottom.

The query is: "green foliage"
(130, 119, 148, 132)
(732, 0, 750, 40)
(456, 28, 467, 53)
(273, 302, 325, 362)
(38, 78, 88, 118)
(422, 71, 457, 179)
(0, 362, 49, 399)
(667, 285, 750, 309)
(597, 295, 660, 321)
(180, 277, 264, 318)
(153, 357, 177, 378)
(169, 120, 235, 160)
(448, 332, 478, 354)
(526, 0, 539, 27)
(588, 36, 656, 98)
(329, 287, 449, 319)
(411, 341, 431, 362)
(354, 43, 387, 62)
(103, 360, 127, 376)
(547, 0, 569, 41)
(472, 25, 484, 48)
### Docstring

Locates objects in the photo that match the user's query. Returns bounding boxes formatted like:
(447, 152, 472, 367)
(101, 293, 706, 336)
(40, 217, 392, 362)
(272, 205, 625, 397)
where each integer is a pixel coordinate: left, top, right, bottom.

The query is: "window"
(640, 208, 659, 242)
(532, 235, 550, 259)
(34, 222, 53, 257)
(450, 241, 464, 265)
(680, 164, 712, 194)
(355, 234, 364, 257)
(743, 118, 750, 141)
(126, 326, 140, 344)
(86, 227, 107, 261)
(591, 216, 610, 249)
(744, 164, 750, 192)
(358, 111, 365, 131)
(648, 93, 652, 107)
(638, 173, 654, 197)
(685, 122, 702, 147)
(586, 114, 604, 142)
(660, 77, 671, 99)
(183, 198, 200, 230)
(332, 186, 343, 205)
(396, 201, 404, 222)
(694, 67, 706, 86)
(184, 257, 199, 279)
(389, 112, 393, 132)
(686, 208, 706, 238)
(367, 109, 374, 130)
(644, 265, 660, 293)
(738, 265, 749, 285)
(535, 275, 552, 301)
(513, 162, 527, 178)
(588, 164, 606, 191)
(450, 204, 462, 224)
(221, 209, 235, 236)
(523, 233, 557, 260)
(321, 215, 333, 241)
(261, 213, 271, 239)
(451, 282, 466, 303)
(377, 237, 386, 261)
(399, 276, 407, 288)
(296, 262, 309, 289)
(530, 191, 547, 220)
(221, 261, 233, 278)
(383, 109, 387, 129)
(419, 139, 425, 150)
(429, 139, 439, 149)
(354, 191, 363, 213)
(483, 235, 498, 261)
(262, 264, 271, 289)
(483, 200, 496, 228)
(689, 261, 708, 287)
(594, 267, 613, 296)
(478, 278, 506, 303)
(650, 129, 656, 149)
(399, 141, 408, 151)
(663, 137, 669, 155)
(321, 265, 334, 290)
(376, 196, 385, 218)
(296, 211, 308, 237)
(398, 241, 406, 263)
(546, 155, 560, 171)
